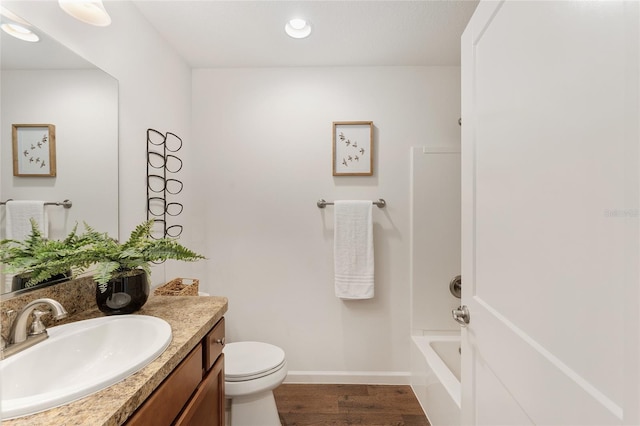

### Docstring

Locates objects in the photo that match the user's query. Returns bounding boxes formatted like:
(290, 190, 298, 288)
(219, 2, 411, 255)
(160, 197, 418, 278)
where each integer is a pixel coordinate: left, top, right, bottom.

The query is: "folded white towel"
(334, 200, 374, 299)
(5, 200, 48, 241)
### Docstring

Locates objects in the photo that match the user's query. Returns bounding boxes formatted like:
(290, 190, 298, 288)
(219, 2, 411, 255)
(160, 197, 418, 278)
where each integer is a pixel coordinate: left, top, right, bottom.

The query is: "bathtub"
(410, 334, 461, 426)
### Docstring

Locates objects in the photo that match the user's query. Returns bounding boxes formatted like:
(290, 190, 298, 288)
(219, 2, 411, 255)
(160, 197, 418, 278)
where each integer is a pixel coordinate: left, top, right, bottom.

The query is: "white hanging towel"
(5, 200, 48, 241)
(334, 200, 374, 299)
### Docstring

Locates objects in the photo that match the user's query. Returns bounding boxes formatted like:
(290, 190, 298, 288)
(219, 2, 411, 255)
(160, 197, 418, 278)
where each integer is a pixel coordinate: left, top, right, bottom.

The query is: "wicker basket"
(154, 278, 199, 296)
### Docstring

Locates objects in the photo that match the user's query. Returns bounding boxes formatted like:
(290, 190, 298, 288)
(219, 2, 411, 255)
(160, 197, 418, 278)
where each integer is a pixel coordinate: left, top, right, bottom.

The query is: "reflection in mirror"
(0, 9, 119, 296)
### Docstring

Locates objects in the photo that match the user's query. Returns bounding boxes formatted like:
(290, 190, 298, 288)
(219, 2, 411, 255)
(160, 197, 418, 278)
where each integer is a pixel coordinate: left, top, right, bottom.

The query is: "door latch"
(452, 305, 470, 327)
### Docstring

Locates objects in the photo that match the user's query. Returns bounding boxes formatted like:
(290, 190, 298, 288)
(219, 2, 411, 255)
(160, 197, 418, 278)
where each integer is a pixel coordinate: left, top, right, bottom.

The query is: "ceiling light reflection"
(1, 23, 39, 42)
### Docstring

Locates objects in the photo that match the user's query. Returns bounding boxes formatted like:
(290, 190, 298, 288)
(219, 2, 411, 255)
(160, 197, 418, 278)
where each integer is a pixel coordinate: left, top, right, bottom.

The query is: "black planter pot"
(11, 270, 72, 292)
(96, 269, 150, 315)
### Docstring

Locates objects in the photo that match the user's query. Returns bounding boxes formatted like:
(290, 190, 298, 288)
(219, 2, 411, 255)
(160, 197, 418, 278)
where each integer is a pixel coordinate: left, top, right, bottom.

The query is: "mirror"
(0, 11, 119, 296)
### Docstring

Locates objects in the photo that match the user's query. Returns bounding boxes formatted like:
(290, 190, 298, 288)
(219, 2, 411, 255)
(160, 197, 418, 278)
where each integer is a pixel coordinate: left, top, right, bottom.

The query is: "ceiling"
(132, 0, 479, 68)
(1, 1, 479, 70)
(0, 10, 94, 70)
(1, 36, 95, 70)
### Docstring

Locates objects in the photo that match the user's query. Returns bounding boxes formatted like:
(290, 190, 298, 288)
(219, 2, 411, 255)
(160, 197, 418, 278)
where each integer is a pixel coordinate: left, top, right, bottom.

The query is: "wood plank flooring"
(273, 384, 430, 426)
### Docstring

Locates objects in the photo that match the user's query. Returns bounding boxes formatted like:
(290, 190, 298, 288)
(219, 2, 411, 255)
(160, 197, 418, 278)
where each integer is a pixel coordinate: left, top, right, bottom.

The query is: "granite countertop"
(3, 294, 228, 426)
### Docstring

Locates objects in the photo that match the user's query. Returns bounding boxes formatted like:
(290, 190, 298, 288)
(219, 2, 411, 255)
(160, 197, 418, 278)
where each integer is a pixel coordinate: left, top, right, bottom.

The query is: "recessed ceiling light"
(285, 18, 311, 39)
(1, 23, 39, 42)
(58, 0, 112, 27)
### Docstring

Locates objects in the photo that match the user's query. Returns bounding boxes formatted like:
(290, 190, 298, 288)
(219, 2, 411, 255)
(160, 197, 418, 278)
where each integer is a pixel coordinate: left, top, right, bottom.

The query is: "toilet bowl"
(223, 341, 287, 426)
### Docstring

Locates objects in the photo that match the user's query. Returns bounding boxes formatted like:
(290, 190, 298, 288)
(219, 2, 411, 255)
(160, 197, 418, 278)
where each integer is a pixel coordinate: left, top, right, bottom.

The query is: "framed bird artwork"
(332, 121, 373, 176)
(12, 124, 56, 177)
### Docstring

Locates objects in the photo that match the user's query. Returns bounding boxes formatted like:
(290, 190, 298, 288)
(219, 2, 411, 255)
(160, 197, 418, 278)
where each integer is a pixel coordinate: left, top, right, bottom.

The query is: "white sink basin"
(1, 315, 172, 420)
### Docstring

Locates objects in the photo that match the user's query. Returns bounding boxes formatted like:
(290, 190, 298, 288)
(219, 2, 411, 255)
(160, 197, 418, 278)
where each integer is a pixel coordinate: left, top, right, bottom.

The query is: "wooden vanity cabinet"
(126, 318, 225, 426)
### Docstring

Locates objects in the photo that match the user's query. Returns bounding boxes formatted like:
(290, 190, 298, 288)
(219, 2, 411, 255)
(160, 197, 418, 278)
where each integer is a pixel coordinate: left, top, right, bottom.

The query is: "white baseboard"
(284, 371, 411, 385)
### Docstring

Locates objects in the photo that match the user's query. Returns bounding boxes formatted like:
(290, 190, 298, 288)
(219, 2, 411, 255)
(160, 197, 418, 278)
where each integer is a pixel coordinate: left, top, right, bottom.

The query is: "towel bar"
(0, 199, 73, 209)
(317, 199, 386, 209)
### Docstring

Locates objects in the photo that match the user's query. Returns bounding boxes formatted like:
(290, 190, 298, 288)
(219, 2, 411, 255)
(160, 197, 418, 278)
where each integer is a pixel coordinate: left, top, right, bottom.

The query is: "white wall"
(193, 66, 460, 377)
(5, 1, 197, 285)
(1, 69, 118, 240)
(410, 147, 461, 334)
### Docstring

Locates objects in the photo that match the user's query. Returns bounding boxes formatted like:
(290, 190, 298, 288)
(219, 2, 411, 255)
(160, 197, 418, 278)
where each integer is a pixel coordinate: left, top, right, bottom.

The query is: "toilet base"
(228, 391, 281, 426)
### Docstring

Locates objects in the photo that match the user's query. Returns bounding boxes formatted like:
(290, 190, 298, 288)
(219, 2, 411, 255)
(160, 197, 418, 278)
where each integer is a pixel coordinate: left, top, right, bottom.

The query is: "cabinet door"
(175, 354, 225, 426)
(126, 346, 203, 426)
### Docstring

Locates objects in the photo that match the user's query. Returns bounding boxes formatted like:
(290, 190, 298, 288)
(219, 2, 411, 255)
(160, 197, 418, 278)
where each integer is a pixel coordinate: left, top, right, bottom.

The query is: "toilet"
(223, 341, 287, 426)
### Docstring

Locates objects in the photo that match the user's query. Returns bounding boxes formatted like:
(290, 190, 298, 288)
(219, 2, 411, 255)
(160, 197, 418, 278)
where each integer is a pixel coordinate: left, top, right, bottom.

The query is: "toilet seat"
(224, 341, 286, 382)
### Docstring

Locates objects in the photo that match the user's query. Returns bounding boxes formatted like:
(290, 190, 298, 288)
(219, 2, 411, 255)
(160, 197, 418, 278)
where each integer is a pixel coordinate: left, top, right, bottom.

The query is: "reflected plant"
(0, 219, 96, 286)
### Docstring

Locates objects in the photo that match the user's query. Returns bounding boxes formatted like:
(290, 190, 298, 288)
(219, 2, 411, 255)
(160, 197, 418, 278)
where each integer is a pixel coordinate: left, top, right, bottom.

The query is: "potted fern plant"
(1, 220, 205, 315)
(84, 220, 205, 315)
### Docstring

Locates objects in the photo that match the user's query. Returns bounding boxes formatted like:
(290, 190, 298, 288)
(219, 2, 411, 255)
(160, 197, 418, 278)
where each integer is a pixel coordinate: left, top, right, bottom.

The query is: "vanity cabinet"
(126, 318, 225, 426)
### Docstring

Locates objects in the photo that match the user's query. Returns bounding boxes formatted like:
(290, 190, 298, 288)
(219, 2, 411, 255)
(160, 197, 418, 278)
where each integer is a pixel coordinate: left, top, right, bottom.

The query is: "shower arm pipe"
(0, 199, 72, 209)
(317, 199, 386, 209)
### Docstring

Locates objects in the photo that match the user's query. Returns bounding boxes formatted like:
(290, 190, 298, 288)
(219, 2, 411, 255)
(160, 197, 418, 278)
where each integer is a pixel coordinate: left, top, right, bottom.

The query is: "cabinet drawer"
(126, 345, 203, 426)
(204, 317, 225, 371)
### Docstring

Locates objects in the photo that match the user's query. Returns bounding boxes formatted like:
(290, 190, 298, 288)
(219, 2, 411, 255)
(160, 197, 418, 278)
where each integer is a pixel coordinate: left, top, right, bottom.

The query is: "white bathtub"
(410, 334, 461, 426)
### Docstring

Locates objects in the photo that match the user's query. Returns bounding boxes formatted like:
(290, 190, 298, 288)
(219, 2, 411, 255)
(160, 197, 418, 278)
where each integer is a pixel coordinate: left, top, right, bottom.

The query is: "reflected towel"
(334, 200, 374, 299)
(5, 200, 48, 241)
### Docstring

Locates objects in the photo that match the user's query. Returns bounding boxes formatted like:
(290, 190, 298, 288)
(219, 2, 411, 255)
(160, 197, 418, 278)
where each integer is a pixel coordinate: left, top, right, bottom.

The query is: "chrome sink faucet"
(2, 298, 68, 358)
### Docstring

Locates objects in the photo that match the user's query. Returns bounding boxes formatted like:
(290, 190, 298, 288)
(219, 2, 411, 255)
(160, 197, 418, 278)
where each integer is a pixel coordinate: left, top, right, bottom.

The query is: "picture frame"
(12, 124, 56, 177)
(332, 121, 373, 176)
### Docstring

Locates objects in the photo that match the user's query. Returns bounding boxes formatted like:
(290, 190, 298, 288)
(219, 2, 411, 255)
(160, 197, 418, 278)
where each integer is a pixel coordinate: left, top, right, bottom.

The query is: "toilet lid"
(223, 341, 286, 381)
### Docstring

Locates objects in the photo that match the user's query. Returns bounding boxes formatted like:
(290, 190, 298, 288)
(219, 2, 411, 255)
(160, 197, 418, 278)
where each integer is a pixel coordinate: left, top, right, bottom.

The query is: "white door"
(461, 1, 639, 425)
